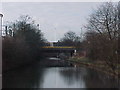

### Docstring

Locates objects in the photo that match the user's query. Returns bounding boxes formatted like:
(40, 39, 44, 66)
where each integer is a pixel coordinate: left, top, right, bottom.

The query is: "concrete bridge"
(41, 46, 76, 58)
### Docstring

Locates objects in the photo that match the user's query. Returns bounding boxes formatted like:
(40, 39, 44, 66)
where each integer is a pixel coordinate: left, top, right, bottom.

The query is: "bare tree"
(3, 15, 46, 71)
(59, 31, 81, 47)
(85, 2, 119, 74)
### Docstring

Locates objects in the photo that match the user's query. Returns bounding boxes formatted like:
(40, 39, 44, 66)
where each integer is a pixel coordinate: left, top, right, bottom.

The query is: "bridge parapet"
(41, 46, 76, 51)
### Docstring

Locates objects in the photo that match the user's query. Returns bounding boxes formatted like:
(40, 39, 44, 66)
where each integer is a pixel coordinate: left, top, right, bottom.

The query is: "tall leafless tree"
(59, 31, 81, 48)
(85, 2, 119, 74)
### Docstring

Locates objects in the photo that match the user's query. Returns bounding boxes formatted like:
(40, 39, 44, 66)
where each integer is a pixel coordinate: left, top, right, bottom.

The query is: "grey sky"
(2, 2, 102, 41)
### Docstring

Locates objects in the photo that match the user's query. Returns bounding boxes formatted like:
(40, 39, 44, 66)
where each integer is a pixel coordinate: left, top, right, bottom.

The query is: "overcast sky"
(1, 2, 102, 41)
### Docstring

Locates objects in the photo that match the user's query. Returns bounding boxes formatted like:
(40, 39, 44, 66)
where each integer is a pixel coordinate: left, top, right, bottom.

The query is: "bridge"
(41, 46, 76, 58)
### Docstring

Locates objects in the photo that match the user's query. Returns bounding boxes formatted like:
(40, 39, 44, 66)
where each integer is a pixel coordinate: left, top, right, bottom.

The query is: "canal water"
(3, 58, 119, 88)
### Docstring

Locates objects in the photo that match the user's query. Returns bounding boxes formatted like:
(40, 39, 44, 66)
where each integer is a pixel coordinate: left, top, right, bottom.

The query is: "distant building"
(45, 41, 58, 46)
(50, 42, 53, 47)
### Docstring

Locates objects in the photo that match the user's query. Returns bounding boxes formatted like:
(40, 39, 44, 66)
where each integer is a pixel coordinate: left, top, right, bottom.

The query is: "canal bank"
(68, 57, 119, 79)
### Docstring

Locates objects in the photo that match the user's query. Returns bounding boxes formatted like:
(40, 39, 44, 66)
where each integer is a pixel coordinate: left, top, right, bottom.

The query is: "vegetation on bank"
(60, 2, 120, 77)
(2, 15, 46, 71)
(68, 56, 119, 78)
(82, 2, 120, 76)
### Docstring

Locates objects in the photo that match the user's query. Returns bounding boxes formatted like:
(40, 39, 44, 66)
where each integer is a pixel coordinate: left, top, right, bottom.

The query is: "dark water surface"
(3, 58, 119, 88)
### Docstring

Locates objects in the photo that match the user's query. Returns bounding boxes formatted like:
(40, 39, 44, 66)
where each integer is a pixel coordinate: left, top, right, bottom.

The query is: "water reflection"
(59, 67, 86, 88)
(82, 69, 119, 88)
(3, 63, 44, 88)
(59, 67, 119, 88)
(3, 61, 119, 88)
(41, 67, 86, 88)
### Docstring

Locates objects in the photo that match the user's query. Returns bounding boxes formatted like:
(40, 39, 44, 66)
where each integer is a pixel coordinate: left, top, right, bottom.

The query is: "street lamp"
(0, 14, 3, 37)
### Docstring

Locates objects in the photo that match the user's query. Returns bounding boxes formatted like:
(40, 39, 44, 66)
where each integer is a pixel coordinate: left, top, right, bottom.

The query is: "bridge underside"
(41, 47, 75, 57)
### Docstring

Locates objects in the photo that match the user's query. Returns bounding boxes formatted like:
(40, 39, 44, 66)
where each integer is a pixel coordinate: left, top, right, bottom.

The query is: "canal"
(3, 58, 119, 88)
